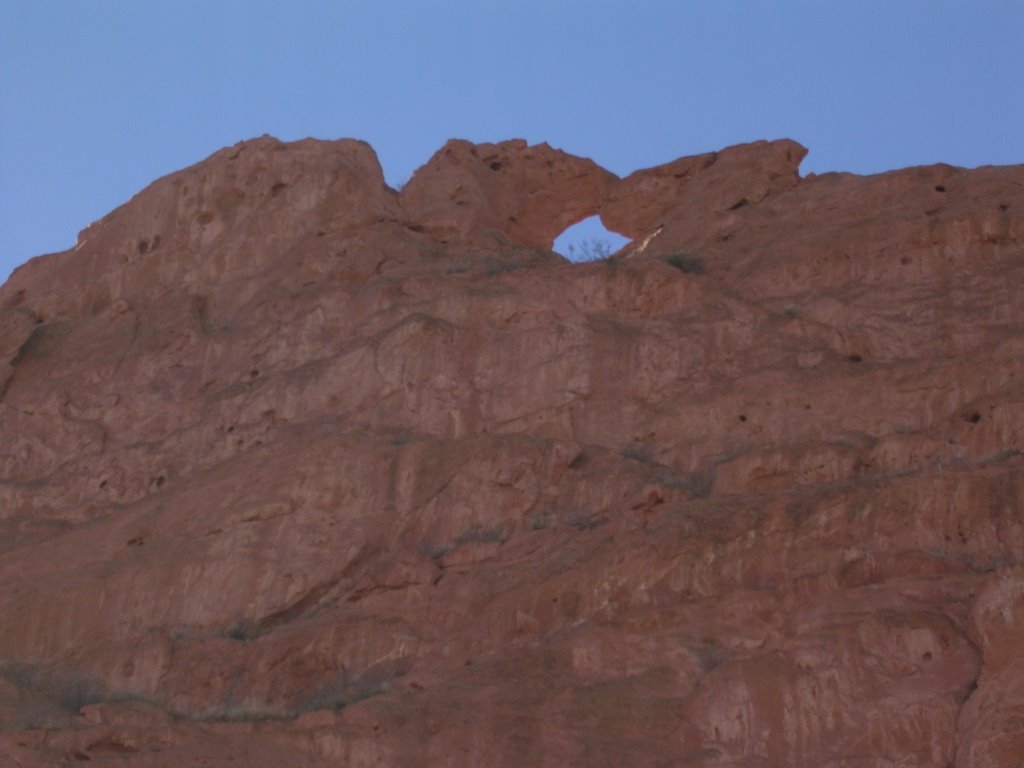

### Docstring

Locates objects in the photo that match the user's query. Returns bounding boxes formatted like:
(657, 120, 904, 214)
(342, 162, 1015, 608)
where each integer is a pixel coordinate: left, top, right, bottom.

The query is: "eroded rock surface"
(1, 135, 1022, 767)
(400, 138, 617, 248)
(601, 138, 807, 239)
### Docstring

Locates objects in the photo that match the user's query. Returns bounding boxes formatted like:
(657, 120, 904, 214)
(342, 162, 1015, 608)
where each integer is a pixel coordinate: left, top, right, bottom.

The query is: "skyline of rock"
(1, 135, 1022, 766)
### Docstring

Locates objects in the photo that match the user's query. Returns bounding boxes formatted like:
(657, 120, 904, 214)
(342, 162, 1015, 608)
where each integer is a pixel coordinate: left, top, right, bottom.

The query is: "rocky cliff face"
(1, 135, 1022, 767)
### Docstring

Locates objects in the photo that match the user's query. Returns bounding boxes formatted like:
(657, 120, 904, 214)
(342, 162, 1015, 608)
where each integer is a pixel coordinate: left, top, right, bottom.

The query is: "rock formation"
(0, 134, 1022, 767)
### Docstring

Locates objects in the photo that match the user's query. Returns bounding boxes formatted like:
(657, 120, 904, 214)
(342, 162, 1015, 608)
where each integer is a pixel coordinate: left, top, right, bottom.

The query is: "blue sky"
(2, 1, 1023, 279)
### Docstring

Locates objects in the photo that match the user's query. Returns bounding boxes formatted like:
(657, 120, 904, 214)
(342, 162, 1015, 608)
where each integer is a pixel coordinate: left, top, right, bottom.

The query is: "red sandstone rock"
(400, 138, 617, 249)
(0, 306, 38, 399)
(602, 138, 807, 240)
(0, 135, 1023, 766)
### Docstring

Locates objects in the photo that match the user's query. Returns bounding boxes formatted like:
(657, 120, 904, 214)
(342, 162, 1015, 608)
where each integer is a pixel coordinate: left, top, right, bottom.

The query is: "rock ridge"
(0, 135, 809, 322)
(0, 135, 1023, 767)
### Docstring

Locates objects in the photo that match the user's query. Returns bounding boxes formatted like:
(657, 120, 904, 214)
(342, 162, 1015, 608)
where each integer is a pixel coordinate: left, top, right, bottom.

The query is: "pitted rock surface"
(400, 138, 617, 248)
(601, 138, 807, 239)
(1, 135, 1023, 767)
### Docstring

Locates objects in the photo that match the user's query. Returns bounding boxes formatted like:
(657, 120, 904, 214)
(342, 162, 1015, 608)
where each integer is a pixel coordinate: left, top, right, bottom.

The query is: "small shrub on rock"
(664, 253, 706, 274)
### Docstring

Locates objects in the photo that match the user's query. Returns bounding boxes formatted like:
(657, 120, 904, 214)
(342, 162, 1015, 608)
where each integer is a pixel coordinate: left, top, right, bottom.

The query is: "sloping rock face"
(1, 135, 1022, 767)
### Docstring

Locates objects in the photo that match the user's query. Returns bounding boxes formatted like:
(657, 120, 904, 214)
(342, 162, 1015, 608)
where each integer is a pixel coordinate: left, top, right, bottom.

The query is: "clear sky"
(2, 1, 1023, 279)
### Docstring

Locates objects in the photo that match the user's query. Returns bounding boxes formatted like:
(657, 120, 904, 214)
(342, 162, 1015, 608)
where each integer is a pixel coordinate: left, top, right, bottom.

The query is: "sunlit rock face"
(1, 134, 1023, 767)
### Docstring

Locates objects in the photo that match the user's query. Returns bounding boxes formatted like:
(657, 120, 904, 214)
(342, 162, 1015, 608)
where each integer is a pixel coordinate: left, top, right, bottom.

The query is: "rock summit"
(1, 136, 1023, 766)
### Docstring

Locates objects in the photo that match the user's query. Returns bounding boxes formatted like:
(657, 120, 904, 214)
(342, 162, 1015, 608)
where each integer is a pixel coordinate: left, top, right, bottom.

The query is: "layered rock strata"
(1, 135, 1022, 767)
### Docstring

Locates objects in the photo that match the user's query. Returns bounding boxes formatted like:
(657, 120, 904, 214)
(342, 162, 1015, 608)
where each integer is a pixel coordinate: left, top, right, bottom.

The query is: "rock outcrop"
(400, 139, 616, 249)
(1, 135, 1022, 767)
(601, 138, 807, 239)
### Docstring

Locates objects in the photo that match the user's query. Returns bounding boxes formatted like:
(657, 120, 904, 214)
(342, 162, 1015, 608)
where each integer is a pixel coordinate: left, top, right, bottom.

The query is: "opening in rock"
(554, 216, 630, 262)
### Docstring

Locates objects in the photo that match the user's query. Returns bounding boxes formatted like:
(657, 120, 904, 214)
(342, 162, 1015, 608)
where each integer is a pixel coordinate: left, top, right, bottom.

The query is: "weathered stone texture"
(1, 135, 1023, 767)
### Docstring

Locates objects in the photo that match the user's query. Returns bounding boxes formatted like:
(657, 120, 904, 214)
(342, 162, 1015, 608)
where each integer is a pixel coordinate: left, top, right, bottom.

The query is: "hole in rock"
(847, 354, 864, 363)
(966, 411, 981, 424)
(934, 185, 946, 193)
(555, 216, 630, 262)
(489, 161, 503, 171)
